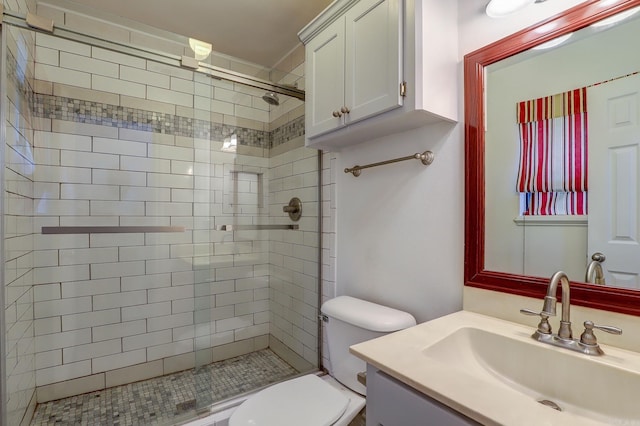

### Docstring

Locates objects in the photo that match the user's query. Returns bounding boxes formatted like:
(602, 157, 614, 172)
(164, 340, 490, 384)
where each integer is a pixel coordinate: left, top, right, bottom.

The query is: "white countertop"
(350, 310, 640, 426)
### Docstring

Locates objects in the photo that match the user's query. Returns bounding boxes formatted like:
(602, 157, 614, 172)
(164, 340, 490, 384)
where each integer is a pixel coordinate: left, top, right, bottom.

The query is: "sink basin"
(350, 311, 640, 425)
(422, 327, 640, 424)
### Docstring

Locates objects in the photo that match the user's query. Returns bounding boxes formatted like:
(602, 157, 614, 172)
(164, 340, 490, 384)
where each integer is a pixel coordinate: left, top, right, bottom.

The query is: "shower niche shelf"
(298, 0, 458, 151)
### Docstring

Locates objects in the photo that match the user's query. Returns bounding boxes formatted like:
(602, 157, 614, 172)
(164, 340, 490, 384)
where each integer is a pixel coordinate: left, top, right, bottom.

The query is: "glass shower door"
(2, 22, 206, 424)
(193, 73, 321, 412)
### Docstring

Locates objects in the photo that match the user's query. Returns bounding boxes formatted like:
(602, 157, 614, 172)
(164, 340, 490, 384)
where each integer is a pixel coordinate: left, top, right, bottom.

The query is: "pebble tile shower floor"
(31, 349, 299, 426)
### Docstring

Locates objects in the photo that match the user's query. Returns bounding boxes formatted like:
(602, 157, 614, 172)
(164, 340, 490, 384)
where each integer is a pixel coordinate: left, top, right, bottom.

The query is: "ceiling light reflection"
(591, 6, 640, 28)
(531, 33, 574, 50)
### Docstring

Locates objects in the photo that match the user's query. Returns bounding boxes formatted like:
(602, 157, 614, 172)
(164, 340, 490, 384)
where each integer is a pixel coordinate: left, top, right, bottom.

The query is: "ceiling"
(59, 0, 333, 68)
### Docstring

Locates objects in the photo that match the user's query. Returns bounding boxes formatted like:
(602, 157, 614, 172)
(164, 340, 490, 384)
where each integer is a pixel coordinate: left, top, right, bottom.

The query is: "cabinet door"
(367, 366, 481, 426)
(344, 0, 403, 124)
(305, 17, 346, 139)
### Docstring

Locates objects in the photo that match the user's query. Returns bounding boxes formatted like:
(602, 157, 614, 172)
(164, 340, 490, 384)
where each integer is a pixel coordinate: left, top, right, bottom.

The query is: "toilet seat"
(229, 374, 349, 426)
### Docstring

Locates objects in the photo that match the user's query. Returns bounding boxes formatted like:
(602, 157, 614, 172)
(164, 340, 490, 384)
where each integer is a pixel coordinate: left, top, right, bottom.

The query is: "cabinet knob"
(340, 106, 350, 114)
(332, 111, 342, 118)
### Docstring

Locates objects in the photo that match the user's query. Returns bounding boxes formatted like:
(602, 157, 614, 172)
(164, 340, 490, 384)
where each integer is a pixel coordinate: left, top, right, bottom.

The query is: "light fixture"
(486, 0, 536, 18)
(188, 38, 212, 60)
(531, 32, 573, 50)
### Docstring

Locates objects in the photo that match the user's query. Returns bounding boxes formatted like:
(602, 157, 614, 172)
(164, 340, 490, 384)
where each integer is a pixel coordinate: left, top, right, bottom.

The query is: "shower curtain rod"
(1, 10, 305, 101)
(344, 150, 435, 177)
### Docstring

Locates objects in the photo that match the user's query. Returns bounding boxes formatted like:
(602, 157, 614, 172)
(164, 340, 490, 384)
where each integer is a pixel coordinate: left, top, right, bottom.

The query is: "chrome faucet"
(541, 271, 573, 339)
(520, 271, 622, 356)
(585, 252, 606, 285)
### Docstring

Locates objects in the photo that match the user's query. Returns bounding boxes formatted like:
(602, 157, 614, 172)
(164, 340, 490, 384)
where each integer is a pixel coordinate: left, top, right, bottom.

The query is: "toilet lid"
(229, 374, 349, 426)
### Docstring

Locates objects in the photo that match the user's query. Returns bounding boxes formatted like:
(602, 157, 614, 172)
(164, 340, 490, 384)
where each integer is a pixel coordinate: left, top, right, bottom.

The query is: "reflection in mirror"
(484, 7, 640, 289)
(464, 0, 640, 317)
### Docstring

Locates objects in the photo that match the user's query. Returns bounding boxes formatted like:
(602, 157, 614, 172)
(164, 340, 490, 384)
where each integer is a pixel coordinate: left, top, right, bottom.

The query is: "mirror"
(465, 0, 640, 316)
(485, 5, 640, 286)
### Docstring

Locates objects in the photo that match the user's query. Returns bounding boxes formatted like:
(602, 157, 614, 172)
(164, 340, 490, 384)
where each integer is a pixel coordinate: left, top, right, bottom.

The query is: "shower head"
(262, 91, 280, 106)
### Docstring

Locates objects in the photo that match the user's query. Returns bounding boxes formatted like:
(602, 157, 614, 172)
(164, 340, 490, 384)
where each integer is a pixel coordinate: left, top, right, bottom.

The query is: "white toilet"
(229, 296, 417, 426)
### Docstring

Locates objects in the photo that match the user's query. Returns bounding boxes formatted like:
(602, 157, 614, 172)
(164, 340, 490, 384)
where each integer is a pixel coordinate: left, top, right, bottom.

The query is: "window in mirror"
(516, 88, 588, 216)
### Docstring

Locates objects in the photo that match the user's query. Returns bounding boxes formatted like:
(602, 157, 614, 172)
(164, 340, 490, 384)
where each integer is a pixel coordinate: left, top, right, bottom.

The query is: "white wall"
(335, 122, 462, 324)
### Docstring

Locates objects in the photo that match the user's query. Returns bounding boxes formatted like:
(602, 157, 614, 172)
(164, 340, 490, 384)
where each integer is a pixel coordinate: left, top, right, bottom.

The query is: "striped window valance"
(516, 88, 588, 215)
(517, 88, 587, 123)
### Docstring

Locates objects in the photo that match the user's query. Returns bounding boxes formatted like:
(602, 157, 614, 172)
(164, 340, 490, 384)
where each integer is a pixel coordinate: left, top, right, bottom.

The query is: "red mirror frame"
(464, 0, 640, 316)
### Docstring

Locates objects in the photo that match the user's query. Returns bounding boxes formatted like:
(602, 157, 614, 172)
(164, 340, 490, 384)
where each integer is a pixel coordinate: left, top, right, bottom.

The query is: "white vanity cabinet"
(366, 365, 480, 426)
(298, 0, 458, 151)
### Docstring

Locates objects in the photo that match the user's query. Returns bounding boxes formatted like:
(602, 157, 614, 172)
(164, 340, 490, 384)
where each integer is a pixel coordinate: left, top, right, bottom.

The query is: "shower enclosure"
(1, 5, 320, 425)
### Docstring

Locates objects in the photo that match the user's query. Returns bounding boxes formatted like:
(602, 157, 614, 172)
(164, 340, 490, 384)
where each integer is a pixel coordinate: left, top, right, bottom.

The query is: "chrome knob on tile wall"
(283, 197, 302, 222)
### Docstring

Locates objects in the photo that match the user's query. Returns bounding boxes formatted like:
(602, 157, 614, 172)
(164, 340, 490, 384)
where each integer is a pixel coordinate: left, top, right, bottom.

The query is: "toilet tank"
(321, 296, 416, 395)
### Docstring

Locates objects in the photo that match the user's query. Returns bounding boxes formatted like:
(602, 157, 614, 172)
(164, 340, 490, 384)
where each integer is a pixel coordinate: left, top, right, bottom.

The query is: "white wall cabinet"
(304, 15, 347, 138)
(299, 0, 458, 151)
(305, 0, 403, 139)
(366, 365, 480, 426)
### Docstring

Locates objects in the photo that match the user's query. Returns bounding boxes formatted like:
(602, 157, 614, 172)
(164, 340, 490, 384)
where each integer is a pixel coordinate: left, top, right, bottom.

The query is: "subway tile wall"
(268, 146, 319, 370)
(1, 5, 318, 408)
(320, 151, 338, 371)
(267, 45, 319, 370)
(4, 6, 38, 426)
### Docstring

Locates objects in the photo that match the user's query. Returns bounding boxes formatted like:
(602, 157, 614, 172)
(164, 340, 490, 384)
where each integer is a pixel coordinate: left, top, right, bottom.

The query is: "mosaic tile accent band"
(271, 116, 305, 148)
(34, 93, 275, 148)
(9, 51, 304, 150)
(30, 349, 299, 426)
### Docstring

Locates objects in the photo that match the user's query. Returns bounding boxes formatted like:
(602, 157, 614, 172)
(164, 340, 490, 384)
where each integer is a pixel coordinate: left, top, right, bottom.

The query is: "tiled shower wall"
(1, 7, 318, 426)
(267, 48, 320, 371)
(4, 8, 38, 426)
(22, 29, 315, 405)
(25, 30, 314, 400)
(268, 145, 319, 371)
(28, 32, 259, 403)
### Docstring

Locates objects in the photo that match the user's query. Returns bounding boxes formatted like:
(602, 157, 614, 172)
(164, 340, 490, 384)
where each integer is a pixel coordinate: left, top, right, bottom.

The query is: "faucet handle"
(580, 320, 622, 346)
(519, 308, 552, 334)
